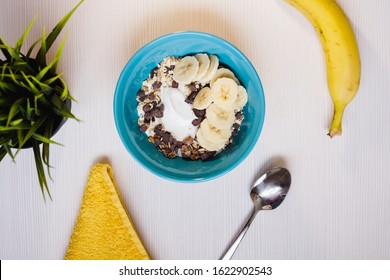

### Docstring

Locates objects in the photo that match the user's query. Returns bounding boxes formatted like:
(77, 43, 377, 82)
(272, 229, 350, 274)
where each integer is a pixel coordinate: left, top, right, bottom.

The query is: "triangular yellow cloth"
(65, 163, 150, 260)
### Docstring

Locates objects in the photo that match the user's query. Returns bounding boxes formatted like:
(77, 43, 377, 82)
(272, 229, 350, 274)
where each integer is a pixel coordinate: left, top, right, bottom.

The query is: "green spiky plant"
(0, 0, 83, 199)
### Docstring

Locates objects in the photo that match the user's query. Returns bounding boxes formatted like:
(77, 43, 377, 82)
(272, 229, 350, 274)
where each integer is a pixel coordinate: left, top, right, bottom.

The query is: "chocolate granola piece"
(192, 118, 202, 126)
(190, 154, 199, 160)
(232, 123, 240, 131)
(193, 108, 206, 118)
(165, 65, 175, 73)
(181, 145, 191, 158)
(176, 141, 183, 148)
(137, 90, 147, 102)
(201, 151, 217, 161)
(171, 80, 179, 88)
(144, 112, 151, 122)
(154, 125, 164, 136)
(185, 91, 197, 104)
(140, 123, 148, 132)
(154, 108, 163, 118)
(148, 93, 156, 101)
(183, 136, 193, 145)
(189, 83, 197, 92)
(235, 112, 243, 120)
(150, 67, 158, 78)
(151, 107, 159, 117)
(152, 81, 162, 90)
(143, 104, 152, 113)
(162, 132, 171, 142)
(200, 153, 209, 161)
(136, 89, 145, 98)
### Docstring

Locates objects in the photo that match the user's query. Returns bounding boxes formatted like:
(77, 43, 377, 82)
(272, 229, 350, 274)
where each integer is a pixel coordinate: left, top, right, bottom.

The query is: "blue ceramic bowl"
(114, 31, 265, 182)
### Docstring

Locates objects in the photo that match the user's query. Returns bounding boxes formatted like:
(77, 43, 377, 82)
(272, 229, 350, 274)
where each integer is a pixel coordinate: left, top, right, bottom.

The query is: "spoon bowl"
(220, 167, 291, 260)
(251, 167, 291, 210)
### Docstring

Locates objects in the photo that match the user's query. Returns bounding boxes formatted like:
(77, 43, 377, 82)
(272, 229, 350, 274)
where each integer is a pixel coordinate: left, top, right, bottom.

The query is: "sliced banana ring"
(194, 53, 210, 82)
(193, 87, 213, 110)
(210, 68, 240, 87)
(173, 56, 199, 84)
(206, 103, 235, 129)
(232, 85, 248, 110)
(196, 127, 226, 152)
(200, 118, 231, 143)
(211, 77, 238, 109)
(199, 55, 219, 84)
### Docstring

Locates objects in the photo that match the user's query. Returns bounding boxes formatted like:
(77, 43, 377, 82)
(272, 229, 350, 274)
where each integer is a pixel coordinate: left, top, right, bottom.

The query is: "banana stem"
(328, 105, 346, 138)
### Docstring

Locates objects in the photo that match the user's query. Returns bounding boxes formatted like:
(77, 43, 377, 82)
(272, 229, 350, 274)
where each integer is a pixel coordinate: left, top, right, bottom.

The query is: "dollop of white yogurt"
(160, 87, 197, 141)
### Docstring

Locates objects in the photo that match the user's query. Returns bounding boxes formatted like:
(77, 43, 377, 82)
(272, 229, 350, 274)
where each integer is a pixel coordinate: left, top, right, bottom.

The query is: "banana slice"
(206, 103, 235, 129)
(173, 56, 199, 84)
(232, 85, 248, 110)
(194, 53, 210, 82)
(211, 77, 238, 108)
(200, 118, 231, 143)
(199, 55, 219, 84)
(193, 87, 213, 110)
(210, 68, 240, 87)
(196, 127, 226, 152)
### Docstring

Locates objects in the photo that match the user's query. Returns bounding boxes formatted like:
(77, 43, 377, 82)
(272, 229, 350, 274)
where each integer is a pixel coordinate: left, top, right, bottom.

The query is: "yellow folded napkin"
(65, 163, 150, 260)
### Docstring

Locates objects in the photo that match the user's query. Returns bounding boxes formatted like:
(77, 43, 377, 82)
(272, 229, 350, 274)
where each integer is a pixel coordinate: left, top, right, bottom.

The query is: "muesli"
(136, 54, 248, 160)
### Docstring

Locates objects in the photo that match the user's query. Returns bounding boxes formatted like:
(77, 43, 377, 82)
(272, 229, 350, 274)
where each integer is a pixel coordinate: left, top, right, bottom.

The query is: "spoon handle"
(220, 208, 258, 260)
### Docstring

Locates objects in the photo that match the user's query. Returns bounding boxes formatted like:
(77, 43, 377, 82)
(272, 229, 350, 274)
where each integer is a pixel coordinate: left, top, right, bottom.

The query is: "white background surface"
(1, 0, 389, 260)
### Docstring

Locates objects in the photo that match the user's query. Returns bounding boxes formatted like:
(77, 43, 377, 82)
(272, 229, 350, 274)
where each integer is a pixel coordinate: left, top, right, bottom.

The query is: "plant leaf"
(58, 77, 69, 101)
(6, 97, 25, 127)
(29, 76, 52, 94)
(0, 124, 30, 131)
(7, 68, 23, 86)
(33, 133, 63, 146)
(15, 16, 37, 55)
(19, 114, 48, 148)
(42, 118, 54, 180)
(21, 72, 40, 95)
(0, 36, 24, 63)
(42, 73, 62, 86)
(52, 35, 66, 74)
(26, 38, 42, 59)
(0, 37, 12, 61)
(32, 140, 51, 201)
(50, 94, 78, 120)
(36, 0, 84, 58)
(26, 98, 33, 120)
(44, 120, 53, 175)
(0, 145, 7, 161)
(36, 26, 47, 66)
(0, 81, 19, 93)
(16, 129, 23, 147)
(35, 56, 58, 81)
(10, 118, 24, 126)
(2, 143, 15, 161)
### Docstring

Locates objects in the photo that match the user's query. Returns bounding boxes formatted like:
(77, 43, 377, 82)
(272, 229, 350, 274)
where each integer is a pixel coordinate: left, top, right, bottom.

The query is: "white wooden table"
(1, 0, 390, 260)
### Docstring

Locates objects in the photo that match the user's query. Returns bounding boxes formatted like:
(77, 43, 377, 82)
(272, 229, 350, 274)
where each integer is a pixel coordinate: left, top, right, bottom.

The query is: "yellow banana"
(284, 0, 361, 137)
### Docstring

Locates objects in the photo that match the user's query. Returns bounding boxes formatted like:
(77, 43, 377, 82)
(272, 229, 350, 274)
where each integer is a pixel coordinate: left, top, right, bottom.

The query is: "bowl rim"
(114, 31, 265, 183)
